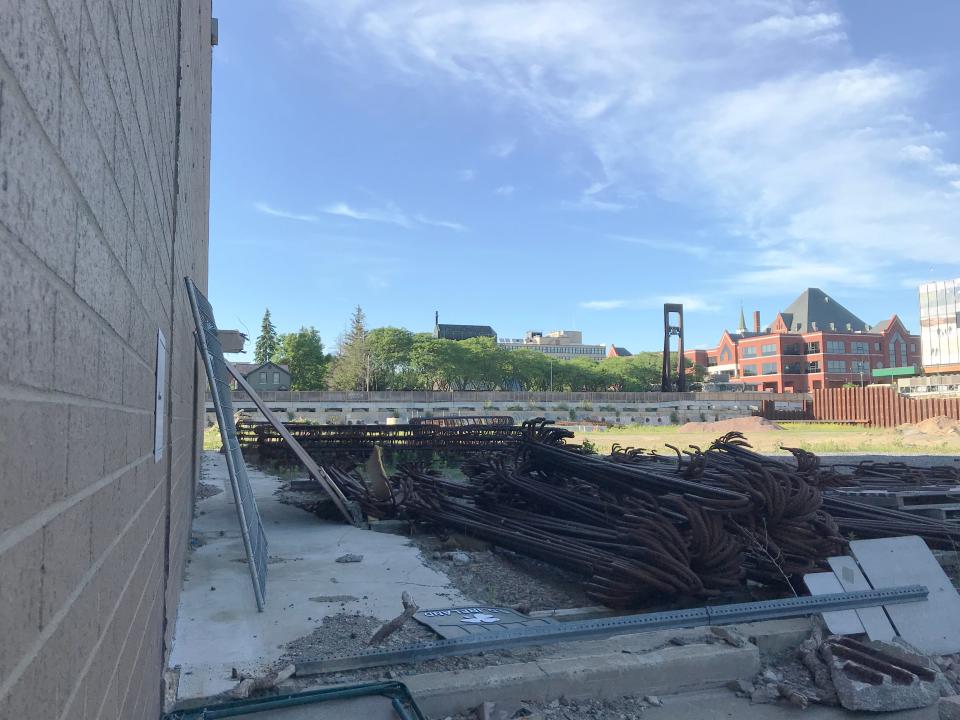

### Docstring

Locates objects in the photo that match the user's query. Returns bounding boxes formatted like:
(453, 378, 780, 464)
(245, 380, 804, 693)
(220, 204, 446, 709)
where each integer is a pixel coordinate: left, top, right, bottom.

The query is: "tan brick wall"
(0, 1, 211, 718)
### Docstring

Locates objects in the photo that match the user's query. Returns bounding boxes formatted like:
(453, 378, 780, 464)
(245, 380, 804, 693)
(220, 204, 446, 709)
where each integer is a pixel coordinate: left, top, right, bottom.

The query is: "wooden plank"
(226, 361, 358, 525)
(826, 556, 896, 641)
(850, 536, 960, 654)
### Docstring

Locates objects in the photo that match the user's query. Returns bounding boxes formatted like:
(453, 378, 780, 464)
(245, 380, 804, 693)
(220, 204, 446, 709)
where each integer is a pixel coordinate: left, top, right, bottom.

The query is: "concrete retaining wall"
(0, 3, 211, 718)
(208, 390, 806, 426)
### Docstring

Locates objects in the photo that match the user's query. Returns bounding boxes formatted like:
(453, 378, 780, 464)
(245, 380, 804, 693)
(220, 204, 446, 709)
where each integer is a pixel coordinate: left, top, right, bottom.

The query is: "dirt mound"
(678, 416, 784, 434)
(901, 415, 960, 437)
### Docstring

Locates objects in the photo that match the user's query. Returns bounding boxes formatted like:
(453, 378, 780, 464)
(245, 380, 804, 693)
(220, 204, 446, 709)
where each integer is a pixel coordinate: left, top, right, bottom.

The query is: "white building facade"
(498, 330, 606, 361)
(920, 278, 960, 374)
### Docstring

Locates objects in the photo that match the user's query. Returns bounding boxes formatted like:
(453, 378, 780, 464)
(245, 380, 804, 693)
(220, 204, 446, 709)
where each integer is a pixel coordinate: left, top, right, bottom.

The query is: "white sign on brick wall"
(155, 329, 167, 462)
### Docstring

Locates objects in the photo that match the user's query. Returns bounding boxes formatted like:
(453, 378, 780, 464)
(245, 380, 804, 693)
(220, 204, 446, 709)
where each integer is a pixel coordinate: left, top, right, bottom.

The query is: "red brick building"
(685, 289, 921, 392)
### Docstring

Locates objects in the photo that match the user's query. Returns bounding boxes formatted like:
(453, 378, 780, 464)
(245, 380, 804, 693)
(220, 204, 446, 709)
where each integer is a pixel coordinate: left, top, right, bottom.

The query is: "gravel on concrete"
(446, 694, 653, 720)
(279, 612, 543, 687)
(196, 480, 224, 501)
(412, 535, 592, 612)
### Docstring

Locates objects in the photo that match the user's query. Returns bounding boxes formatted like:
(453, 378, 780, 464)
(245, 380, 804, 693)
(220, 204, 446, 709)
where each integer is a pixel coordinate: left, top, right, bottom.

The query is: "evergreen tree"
(253, 308, 279, 363)
(327, 305, 370, 390)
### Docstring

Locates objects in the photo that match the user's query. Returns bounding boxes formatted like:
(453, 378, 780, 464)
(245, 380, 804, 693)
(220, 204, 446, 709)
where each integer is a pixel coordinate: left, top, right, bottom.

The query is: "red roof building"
(607, 345, 633, 358)
(685, 289, 920, 392)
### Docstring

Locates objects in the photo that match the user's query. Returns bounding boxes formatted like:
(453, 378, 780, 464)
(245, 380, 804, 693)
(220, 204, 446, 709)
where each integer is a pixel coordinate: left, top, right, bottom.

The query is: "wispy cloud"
(580, 295, 720, 312)
(254, 202, 319, 222)
(297, 0, 960, 294)
(580, 299, 627, 310)
(414, 214, 467, 231)
(322, 201, 413, 227)
(609, 234, 708, 259)
(458, 169, 475, 181)
(494, 184, 515, 196)
(489, 138, 517, 158)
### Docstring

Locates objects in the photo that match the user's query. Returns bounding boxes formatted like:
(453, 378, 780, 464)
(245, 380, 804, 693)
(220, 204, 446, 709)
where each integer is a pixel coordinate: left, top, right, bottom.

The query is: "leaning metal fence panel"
(186, 278, 268, 611)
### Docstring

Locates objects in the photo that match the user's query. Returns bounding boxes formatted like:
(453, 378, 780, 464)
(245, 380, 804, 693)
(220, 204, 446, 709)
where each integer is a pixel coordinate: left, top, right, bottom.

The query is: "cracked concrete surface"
(168, 452, 469, 700)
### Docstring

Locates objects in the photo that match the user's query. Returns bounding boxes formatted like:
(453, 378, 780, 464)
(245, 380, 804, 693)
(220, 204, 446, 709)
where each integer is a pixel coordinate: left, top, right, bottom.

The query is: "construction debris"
(822, 637, 946, 711)
(369, 592, 420, 646)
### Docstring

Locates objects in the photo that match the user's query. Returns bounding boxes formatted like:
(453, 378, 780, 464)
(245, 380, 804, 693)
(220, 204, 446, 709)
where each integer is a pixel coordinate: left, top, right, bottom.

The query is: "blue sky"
(208, 1, 960, 358)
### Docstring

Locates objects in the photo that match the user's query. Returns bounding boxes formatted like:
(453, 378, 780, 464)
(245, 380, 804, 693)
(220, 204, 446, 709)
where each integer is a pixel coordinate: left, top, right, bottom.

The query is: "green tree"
(253, 308, 279, 363)
(327, 305, 370, 390)
(367, 326, 415, 390)
(274, 327, 327, 390)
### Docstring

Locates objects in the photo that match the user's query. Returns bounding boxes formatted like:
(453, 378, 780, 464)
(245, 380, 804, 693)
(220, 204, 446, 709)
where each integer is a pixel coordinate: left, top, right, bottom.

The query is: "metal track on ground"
(186, 278, 268, 611)
(296, 586, 928, 675)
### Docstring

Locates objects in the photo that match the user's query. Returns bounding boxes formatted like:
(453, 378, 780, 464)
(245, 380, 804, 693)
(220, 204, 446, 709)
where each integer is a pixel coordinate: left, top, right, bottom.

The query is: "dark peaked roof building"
(686, 288, 920, 392)
(773, 288, 870, 334)
(432, 311, 496, 341)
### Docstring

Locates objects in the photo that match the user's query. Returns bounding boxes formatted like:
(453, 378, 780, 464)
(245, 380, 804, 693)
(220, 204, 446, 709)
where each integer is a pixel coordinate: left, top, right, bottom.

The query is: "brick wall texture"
(0, 1, 211, 718)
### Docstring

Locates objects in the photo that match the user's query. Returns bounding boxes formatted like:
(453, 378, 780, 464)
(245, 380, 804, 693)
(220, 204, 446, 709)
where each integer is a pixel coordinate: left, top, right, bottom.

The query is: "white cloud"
(494, 184, 515, 196)
(490, 138, 517, 158)
(323, 201, 413, 227)
(458, 168, 475, 181)
(609, 234, 708, 258)
(254, 202, 319, 222)
(323, 202, 466, 231)
(580, 299, 628, 310)
(580, 295, 720, 312)
(296, 0, 960, 292)
(736, 12, 844, 43)
(414, 214, 467, 231)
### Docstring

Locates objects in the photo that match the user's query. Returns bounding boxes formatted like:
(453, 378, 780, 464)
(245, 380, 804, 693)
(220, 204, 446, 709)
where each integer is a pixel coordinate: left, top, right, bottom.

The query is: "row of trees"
(251, 306, 703, 391)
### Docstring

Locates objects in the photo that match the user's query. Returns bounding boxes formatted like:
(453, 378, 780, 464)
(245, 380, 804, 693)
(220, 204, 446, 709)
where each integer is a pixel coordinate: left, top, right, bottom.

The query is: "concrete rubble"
(730, 625, 958, 714)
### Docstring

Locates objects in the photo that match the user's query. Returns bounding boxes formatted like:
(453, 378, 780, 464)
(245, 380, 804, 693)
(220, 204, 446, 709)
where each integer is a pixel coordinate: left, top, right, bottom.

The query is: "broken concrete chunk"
(750, 684, 781, 704)
(711, 626, 747, 647)
(939, 695, 960, 720)
(643, 695, 663, 707)
(823, 637, 943, 711)
(444, 550, 472, 564)
(335, 553, 363, 563)
(727, 679, 755, 696)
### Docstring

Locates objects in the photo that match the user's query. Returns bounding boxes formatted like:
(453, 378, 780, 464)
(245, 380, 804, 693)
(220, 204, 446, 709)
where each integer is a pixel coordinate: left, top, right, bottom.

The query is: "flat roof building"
(498, 330, 606, 361)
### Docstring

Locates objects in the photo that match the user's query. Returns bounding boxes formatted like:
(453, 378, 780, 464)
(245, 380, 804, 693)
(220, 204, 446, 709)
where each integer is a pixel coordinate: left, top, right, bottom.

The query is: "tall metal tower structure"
(661, 303, 686, 392)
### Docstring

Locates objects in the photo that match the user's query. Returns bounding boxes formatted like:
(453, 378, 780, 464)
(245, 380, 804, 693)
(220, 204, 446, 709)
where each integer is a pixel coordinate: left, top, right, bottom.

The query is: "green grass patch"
(203, 424, 222, 451)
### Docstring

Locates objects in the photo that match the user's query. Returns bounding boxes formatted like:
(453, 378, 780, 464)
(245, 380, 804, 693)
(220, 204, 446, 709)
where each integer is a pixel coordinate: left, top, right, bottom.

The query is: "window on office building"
(742, 346, 757, 357)
(851, 360, 869, 373)
(761, 362, 777, 375)
(806, 341, 820, 354)
(826, 340, 845, 353)
(761, 343, 776, 356)
(851, 342, 868, 354)
(741, 364, 758, 376)
(827, 360, 846, 373)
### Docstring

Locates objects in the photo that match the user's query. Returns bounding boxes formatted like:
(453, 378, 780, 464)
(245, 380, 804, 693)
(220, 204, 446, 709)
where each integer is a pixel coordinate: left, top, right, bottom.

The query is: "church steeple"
(737, 303, 747, 334)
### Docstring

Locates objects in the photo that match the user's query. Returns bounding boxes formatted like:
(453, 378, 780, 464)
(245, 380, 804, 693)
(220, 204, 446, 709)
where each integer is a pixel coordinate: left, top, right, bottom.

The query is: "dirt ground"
(574, 422, 960, 456)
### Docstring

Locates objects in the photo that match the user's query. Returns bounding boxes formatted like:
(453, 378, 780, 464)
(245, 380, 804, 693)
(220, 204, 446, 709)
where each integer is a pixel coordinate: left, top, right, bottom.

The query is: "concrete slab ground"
(638, 689, 938, 720)
(169, 453, 469, 700)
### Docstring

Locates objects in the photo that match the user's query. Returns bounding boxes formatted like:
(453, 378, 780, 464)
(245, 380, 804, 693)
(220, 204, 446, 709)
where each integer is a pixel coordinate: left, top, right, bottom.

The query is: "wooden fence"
(810, 387, 960, 427)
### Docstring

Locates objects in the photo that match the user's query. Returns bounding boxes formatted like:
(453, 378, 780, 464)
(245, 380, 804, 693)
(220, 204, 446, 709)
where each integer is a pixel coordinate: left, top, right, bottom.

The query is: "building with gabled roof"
(607, 345, 633, 358)
(685, 289, 920, 392)
(432, 311, 496, 341)
(229, 361, 291, 391)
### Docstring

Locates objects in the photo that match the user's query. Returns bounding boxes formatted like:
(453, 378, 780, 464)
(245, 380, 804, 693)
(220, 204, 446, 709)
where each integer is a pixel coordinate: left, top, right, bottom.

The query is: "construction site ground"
(574, 420, 960, 455)
(169, 450, 957, 718)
